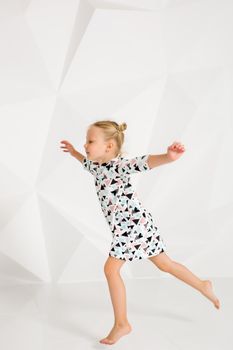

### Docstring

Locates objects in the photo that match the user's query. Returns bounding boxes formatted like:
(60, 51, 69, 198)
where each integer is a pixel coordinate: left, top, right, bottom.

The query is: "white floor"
(0, 277, 232, 350)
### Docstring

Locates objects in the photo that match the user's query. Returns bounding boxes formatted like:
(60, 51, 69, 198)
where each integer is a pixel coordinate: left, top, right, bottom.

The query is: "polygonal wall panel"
(1, 0, 233, 283)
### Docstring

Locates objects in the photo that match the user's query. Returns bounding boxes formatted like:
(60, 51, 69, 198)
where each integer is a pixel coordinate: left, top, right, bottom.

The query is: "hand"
(167, 141, 185, 161)
(60, 140, 76, 156)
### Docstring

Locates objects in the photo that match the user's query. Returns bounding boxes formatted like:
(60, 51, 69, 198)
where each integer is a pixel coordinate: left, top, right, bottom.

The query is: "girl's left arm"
(147, 141, 185, 169)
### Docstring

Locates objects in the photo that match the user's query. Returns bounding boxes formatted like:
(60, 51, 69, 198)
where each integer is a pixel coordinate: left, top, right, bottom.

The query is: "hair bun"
(118, 122, 127, 132)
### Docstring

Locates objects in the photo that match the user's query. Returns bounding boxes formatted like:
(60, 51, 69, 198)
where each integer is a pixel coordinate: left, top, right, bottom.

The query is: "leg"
(149, 252, 220, 309)
(99, 255, 132, 345)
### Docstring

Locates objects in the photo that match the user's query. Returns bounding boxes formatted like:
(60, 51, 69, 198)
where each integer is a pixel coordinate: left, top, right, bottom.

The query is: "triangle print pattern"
(83, 155, 167, 262)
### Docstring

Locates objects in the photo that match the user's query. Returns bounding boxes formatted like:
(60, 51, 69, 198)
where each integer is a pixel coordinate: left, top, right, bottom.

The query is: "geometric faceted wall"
(0, 0, 233, 283)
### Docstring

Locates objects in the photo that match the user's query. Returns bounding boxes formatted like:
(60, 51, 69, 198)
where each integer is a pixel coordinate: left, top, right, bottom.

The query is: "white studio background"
(0, 0, 233, 285)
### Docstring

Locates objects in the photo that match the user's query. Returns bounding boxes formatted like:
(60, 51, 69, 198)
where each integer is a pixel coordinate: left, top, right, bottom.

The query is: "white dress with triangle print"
(82, 154, 167, 262)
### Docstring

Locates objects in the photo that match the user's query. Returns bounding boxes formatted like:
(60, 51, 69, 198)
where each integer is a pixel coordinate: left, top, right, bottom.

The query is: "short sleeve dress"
(82, 154, 167, 261)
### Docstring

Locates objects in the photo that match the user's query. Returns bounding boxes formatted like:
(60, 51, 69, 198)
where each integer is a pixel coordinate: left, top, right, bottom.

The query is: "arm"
(60, 140, 85, 163)
(71, 150, 85, 163)
(147, 141, 186, 169)
(147, 153, 174, 169)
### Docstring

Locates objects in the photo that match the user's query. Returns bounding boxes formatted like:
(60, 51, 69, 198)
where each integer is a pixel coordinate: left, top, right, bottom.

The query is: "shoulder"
(82, 157, 100, 175)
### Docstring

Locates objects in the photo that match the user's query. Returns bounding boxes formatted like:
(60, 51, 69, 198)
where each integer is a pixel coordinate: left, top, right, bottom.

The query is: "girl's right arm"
(60, 140, 85, 163)
(72, 150, 85, 163)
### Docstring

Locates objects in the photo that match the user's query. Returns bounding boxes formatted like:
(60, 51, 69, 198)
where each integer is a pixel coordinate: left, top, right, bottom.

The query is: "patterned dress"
(82, 154, 167, 262)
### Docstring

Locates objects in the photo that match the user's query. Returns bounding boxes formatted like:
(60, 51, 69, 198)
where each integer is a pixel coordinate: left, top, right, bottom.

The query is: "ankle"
(200, 280, 207, 292)
(114, 320, 131, 327)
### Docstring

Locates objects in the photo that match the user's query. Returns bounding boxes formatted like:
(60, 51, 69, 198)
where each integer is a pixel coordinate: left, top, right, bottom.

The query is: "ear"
(107, 140, 114, 150)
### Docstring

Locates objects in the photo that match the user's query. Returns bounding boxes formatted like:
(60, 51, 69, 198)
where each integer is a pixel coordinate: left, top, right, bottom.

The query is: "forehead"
(86, 126, 104, 139)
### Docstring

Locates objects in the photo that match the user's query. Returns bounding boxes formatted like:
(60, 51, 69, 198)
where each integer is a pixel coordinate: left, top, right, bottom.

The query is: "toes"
(99, 338, 115, 344)
(99, 338, 107, 343)
(215, 299, 220, 309)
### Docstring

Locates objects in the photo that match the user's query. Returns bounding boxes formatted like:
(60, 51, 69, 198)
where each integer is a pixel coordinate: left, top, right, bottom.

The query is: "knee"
(104, 264, 111, 277)
(104, 263, 119, 277)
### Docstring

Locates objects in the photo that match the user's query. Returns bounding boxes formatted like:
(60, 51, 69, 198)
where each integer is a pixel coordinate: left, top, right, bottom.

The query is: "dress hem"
(108, 247, 166, 262)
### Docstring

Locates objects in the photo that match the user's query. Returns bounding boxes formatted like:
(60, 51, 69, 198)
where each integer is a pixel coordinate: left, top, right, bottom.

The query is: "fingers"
(60, 140, 70, 145)
(60, 140, 72, 152)
(169, 142, 186, 152)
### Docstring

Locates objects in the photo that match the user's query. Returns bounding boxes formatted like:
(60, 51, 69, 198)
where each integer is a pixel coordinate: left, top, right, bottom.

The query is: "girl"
(60, 120, 220, 345)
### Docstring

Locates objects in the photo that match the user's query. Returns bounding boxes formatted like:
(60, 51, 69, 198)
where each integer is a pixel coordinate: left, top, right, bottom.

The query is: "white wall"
(0, 0, 233, 283)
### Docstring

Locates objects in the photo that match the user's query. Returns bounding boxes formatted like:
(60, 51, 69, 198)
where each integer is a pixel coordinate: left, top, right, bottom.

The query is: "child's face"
(84, 126, 115, 161)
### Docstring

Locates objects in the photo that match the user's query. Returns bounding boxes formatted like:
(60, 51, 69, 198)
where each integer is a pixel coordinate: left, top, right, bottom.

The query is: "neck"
(98, 153, 120, 165)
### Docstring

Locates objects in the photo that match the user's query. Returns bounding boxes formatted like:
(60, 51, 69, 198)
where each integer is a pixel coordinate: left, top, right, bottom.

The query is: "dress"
(82, 154, 167, 262)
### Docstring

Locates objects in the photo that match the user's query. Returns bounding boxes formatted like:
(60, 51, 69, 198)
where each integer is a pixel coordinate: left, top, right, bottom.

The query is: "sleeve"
(82, 157, 98, 176)
(117, 154, 151, 175)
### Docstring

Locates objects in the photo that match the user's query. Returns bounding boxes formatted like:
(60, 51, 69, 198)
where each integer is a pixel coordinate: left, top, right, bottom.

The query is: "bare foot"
(200, 280, 220, 309)
(99, 323, 132, 345)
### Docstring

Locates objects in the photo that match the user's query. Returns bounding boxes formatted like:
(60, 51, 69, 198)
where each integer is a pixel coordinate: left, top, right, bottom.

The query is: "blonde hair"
(90, 120, 127, 157)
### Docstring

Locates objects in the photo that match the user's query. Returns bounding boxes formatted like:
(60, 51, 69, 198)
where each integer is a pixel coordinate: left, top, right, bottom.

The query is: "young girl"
(60, 120, 220, 345)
